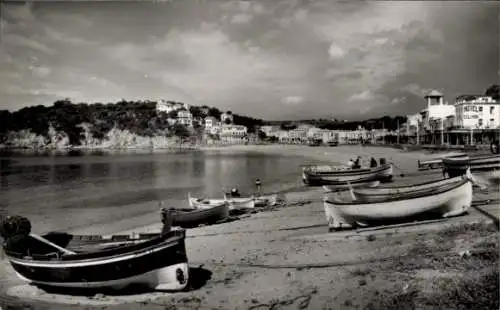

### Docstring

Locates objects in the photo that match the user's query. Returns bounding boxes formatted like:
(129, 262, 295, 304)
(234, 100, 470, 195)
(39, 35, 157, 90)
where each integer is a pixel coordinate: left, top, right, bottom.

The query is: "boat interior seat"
(4, 234, 67, 258)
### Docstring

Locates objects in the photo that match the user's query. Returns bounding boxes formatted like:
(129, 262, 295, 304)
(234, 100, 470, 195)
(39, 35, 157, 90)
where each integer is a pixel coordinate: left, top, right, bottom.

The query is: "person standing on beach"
(370, 157, 378, 168)
(255, 178, 262, 193)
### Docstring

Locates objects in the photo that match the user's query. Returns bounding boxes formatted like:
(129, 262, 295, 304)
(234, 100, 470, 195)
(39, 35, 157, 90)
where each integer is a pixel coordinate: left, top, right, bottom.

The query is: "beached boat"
(323, 177, 473, 230)
(443, 154, 500, 177)
(327, 141, 339, 147)
(187, 192, 280, 210)
(417, 153, 467, 170)
(351, 170, 476, 202)
(0, 215, 189, 291)
(302, 163, 393, 186)
(322, 180, 380, 193)
(164, 202, 229, 228)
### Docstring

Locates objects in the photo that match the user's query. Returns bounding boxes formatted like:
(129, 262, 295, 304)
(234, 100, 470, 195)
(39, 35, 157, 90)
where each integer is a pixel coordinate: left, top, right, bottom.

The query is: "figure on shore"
(230, 188, 241, 197)
(255, 178, 262, 193)
(370, 157, 378, 168)
(347, 158, 355, 169)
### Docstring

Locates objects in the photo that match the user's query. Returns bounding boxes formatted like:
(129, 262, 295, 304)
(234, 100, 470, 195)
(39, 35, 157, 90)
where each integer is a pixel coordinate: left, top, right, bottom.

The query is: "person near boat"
(353, 156, 362, 169)
(255, 178, 262, 193)
(230, 188, 241, 197)
(347, 159, 355, 169)
(370, 157, 378, 168)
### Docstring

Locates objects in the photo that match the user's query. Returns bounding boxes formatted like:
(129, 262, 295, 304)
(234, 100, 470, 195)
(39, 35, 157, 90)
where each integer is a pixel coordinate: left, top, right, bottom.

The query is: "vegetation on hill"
(0, 99, 264, 148)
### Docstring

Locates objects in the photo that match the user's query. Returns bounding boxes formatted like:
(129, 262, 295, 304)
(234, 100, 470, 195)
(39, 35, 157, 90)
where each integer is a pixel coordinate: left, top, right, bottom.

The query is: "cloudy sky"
(0, 0, 498, 120)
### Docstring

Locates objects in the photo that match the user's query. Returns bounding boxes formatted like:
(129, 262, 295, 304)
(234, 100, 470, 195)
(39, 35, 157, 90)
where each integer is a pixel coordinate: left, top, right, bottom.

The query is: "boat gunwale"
(354, 175, 464, 192)
(3, 229, 186, 263)
(325, 178, 470, 206)
(304, 164, 392, 177)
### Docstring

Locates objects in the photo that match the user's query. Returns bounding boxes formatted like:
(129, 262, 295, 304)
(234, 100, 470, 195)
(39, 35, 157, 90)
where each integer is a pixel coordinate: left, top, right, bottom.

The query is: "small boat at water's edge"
(0, 215, 189, 291)
(303, 164, 393, 186)
(188, 192, 282, 210)
(323, 178, 473, 230)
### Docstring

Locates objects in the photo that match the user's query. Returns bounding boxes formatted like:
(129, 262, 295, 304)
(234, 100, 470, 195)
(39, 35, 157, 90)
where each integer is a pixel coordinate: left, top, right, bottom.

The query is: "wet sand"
(1, 145, 498, 309)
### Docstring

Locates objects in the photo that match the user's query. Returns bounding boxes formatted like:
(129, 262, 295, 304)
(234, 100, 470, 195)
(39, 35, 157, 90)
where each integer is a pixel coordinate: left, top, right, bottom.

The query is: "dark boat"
(164, 202, 229, 228)
(302, 164, 393, 186)
(327, 141, 339, 147)
(443, 154, 500, 178)
(308, 139, 322, 147)
(0, 214, 189, 291)
(417, 153, 467, 170)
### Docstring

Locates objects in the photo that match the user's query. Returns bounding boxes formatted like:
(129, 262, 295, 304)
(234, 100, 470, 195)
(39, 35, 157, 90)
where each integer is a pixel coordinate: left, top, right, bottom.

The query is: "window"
(478, 119, 483, 126)
(491, 106, 495, 114)
(479, 106, 483, 112)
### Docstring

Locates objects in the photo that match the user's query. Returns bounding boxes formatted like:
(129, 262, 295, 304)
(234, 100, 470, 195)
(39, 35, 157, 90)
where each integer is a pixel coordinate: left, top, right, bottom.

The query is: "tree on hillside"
(189, 106, 204, 118)
(167, 110, 178, 119)
(171, 123, 190, 140)
(224, 118, 232, 125)
(485, 84, 500, 100)
(208, 107, 222, 120)
(257, 130, 267, 140)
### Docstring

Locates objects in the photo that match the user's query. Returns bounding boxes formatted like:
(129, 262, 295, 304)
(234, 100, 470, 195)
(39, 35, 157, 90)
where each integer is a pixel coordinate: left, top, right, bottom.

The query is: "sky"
(0, 0, 499, 121)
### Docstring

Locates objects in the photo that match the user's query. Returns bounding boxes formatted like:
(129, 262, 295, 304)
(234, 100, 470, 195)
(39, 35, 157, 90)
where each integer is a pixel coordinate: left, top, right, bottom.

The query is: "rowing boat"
(163, 202, 229, 228)
(322, 180, 380, 193)
(443, 154, 500, 177)
(417, 153, 467, 170)
(302, 164, 393, 186)
(323, 178, 473, 230)
(0, 215, 189, 291)
(187, 192, 281, 210)
(351, 169, 477, 202)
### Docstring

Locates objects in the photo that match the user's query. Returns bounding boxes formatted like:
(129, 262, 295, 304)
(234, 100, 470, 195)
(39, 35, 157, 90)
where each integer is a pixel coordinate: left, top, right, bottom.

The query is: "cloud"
(282, 96, 304, 106)
(231, 13, 253, 24)
(328, 44, 346, 60)
(348, 90, 375, 102)
(30, 66, 51, 77)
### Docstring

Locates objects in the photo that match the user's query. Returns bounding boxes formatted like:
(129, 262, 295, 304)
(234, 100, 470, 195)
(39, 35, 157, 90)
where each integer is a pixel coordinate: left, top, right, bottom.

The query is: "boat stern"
(151, 262, 189, 291)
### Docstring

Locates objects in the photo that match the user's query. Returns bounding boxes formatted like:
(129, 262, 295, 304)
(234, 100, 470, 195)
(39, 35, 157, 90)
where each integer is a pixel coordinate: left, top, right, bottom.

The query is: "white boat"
(322, 180, 380, 193)
(188, 193, 256, 210)
(351, 171, 475, 202)
(323, 177, 473, 230)
(302, 164, 393, 186)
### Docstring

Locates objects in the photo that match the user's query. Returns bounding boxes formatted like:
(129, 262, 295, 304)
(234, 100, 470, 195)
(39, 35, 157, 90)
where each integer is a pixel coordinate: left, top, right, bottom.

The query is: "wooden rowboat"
(443, 154, 500, 177)
(323, 178, 473, 230)
(417, 153, 467, 170)
(302, 164, 393, 186)
(163, 202, 229, 228)
(351, 169, 479, 202)
(187, 192, 279, 210)
(0, 215, 189, 291)
(322, 180, 380, 193)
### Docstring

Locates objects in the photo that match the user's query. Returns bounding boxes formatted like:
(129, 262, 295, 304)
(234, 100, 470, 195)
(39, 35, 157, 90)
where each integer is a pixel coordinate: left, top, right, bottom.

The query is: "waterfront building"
(454, 95, 500, 129)
(220, 124, 248, 143)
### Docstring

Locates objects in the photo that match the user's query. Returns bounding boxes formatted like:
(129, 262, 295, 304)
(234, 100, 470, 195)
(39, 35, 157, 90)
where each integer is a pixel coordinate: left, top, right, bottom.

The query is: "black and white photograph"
(0, 0, 499, 309)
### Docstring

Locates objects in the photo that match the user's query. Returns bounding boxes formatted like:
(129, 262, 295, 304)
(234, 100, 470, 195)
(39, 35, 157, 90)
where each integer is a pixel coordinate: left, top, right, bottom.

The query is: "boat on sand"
(323, 177, 473, 230)
(417, 153, 467, 170)
(351, 169, 479, 202)
(443, 154, 500, 177)
(322, 180, 380, 193)
(163, 202, 229, 228)
(187, 192, 282, 210)
(0, 214, 189, 291)
(302, 163, 393, 186)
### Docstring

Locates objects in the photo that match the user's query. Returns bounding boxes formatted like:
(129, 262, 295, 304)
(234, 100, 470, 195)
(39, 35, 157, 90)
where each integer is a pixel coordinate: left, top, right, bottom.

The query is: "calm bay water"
(0, 149, 308, 232)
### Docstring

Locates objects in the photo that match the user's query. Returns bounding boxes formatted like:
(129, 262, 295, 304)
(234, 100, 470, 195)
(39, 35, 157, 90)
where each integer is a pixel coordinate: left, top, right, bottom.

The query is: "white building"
(454, 95, 500, 129)
(156, 100, 190, 114)
(220, 124, 248, 143)
(420, 90, 455, 131)
(177, 110, 193, 127)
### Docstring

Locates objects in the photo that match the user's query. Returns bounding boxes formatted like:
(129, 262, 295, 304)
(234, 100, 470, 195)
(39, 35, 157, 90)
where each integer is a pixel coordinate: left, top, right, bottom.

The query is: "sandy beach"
(1, 145, 498, 310)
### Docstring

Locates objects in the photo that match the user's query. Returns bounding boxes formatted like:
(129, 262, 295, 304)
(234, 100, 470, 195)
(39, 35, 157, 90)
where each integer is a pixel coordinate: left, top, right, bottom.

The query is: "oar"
(29, 233, 76, 255)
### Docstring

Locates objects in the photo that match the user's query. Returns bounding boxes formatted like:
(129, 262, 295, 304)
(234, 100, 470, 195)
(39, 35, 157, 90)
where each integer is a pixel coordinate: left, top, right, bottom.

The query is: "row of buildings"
(405, 91, 500, 145)
(156, 100, 249, 143)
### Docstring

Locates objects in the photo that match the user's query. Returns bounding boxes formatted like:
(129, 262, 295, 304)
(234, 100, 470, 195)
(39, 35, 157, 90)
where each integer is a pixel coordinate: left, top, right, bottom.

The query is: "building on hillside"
(156, 100, 189, 114)
(288, 128, 308, 143)
(306, 127, 323, 140)
(204, 117, 218, 131)
(177, 110, 193, 127)
(259, 125, 280, 137)
(322, 130, 339, 143)
(221, 112, 234, 124)
(220, 124, 248, 143)
(454, 95, 500, 129)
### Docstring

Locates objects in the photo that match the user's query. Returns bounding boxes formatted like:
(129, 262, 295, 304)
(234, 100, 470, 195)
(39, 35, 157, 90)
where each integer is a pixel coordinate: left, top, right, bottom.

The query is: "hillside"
(0, 99, 264, 149)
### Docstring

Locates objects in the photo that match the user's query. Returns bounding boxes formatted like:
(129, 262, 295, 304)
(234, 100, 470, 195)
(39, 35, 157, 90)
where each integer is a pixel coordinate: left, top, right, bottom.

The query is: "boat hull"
(417, 153, 467, 170)
(170, 203, 229, 228)
(188, 193, 270, 210)
(352, 175, 465, 202)
(4, 230, 189, 291)
(324, 179, 473, 230)
(322, 181, 380, 193)
(303, 164, 393, 186)
(443, 154, 500, 177)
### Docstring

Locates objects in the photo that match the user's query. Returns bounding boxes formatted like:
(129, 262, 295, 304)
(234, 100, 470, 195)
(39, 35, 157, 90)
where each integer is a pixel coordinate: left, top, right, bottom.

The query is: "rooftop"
(425, 90, 444, 97)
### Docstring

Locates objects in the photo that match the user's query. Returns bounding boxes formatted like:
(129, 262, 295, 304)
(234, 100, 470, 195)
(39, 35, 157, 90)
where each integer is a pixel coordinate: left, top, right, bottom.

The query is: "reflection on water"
(0, 149, 306, 232)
